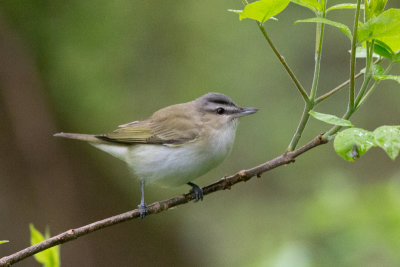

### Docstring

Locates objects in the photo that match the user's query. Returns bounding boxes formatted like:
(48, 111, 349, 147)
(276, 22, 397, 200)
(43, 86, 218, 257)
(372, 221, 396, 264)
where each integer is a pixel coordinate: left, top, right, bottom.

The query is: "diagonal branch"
(0, 134, 328, 266)
(258, 24, 310, 103)
(315, 72, 363, 104)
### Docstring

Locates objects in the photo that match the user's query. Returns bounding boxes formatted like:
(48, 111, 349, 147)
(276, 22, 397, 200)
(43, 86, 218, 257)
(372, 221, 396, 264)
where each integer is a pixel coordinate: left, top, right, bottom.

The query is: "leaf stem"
(348, 0, 362, 109)
(257, 24, 310, 103)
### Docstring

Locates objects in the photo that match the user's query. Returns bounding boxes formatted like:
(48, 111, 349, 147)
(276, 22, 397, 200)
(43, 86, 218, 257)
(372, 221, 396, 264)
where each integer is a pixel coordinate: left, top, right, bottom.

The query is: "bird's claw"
(138, 203, 148, 219)
(188, 182, 203, 202)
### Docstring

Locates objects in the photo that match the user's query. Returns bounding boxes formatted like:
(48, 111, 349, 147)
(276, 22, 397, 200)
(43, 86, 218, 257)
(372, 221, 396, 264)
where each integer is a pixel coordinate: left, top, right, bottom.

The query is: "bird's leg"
(187, 182, 203, 202)
(137, 179, 147, 218)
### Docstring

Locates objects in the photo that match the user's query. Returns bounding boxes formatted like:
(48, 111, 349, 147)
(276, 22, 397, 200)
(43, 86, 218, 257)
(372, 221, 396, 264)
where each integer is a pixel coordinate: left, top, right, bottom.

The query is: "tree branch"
(0, 134, 328, 266)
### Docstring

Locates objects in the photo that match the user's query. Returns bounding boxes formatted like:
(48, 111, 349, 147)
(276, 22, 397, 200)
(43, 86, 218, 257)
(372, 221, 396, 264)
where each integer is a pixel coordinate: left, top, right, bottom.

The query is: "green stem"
(354, 40, 375, 107)
(310, 8, 326, 101)
(325, 61, 393, 138)
(288, 1, 326, 151)
(354, 75, 373, 107)
(348, 0, 362, 109)
(288, 103, 313, 150)
(258, 24, 310, 103)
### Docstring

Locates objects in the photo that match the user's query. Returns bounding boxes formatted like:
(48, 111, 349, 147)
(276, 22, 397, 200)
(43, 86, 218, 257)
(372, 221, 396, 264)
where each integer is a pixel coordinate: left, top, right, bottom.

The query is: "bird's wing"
(98, 103, 201, 145)
(99, 121, 156, 144)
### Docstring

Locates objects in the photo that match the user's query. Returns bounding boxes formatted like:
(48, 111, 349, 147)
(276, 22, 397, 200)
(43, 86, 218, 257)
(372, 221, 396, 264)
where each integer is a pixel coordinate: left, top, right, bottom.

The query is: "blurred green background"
(1, 0, 400, 266)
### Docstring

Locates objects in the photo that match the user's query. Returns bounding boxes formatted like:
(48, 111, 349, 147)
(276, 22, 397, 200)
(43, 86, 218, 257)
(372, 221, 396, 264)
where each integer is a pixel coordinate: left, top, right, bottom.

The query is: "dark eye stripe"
(209, 99, 235, 106)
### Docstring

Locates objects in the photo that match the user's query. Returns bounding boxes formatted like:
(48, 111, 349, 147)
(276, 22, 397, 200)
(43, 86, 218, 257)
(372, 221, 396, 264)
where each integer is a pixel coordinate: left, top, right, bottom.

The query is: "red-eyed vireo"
(55, 93, 257, 218)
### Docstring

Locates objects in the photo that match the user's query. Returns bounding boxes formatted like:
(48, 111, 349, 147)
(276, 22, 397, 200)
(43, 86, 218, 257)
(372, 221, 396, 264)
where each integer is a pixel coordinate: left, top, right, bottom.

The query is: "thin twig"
(315, 72, 363, 104)
(258, 24, 310, 103)
(241, 0, 308, 102)
(0, 134, 328, 267)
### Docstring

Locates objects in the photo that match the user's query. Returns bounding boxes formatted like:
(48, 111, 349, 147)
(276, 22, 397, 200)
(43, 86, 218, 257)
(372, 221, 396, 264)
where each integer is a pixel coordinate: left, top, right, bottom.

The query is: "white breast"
(128, 121, 237, 187)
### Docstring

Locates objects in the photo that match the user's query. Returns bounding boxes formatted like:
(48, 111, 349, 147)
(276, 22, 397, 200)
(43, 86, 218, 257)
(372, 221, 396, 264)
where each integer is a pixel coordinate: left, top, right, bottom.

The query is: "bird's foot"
(138, 202, 148, 219)
(187, 182, 204, 202)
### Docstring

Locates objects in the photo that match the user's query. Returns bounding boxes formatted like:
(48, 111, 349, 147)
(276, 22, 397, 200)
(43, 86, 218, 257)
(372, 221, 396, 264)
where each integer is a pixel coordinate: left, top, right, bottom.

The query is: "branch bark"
(0, 134, 328, 266)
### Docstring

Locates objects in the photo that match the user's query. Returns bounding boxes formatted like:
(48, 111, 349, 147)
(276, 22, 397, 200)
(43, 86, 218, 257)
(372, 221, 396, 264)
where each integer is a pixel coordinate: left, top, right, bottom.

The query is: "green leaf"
(373, 125, 400, 160)
(377, 36, 400, 53)
(355, 40, 393, 59)
(358, 9, 400, 50)
(309, 110, 353, 127)
(290, 0, 321, 13)
(229, 8, 280, 21)
(295, 17, 352, 39)
(334, 128, 376, 161)
(365, 0, 388, 20)
(30, 224, 60, 267)
(327, 3, 365, 12)
(240, 0, 290, 23)
(374, 75, 400, 84)
(373, 39, 394, 59)
(0, 240, 9, 245)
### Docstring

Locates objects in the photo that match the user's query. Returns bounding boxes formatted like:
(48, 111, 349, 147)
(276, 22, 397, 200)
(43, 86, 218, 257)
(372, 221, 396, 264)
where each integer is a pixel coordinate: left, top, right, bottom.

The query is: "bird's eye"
(216, 107, 225, 115)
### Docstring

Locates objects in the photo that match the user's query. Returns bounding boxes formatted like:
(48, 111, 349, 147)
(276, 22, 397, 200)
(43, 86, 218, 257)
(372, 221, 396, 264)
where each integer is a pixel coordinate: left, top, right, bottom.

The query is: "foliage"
(333, 126, 400, 161)
(0, 240, 9, 245)
(236, 0, 290, 23)
(1, 0, 399, 265)
(310, 111, 400, 161)
(374, 126, 400, 160)
(30, 224, 60, 267)
(232, 0, 399, 162)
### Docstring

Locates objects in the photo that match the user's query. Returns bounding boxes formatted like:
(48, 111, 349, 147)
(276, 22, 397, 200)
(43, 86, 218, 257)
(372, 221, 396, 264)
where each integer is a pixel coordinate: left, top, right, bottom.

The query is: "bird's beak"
(235, 107, 258, 117)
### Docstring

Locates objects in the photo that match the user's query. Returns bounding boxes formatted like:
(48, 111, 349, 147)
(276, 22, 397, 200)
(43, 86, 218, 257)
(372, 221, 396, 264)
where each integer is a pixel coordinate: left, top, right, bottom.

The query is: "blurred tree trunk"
(0, 11, 97, 266)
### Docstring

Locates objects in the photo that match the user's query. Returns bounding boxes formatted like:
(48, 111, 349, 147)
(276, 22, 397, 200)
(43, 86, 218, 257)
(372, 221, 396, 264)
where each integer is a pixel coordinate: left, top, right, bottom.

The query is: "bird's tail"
(54, 132, 102, 143)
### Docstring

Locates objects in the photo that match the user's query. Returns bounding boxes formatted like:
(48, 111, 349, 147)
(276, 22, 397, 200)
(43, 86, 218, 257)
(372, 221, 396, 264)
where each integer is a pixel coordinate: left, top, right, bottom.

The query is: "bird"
(54, 92, 258, 218)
